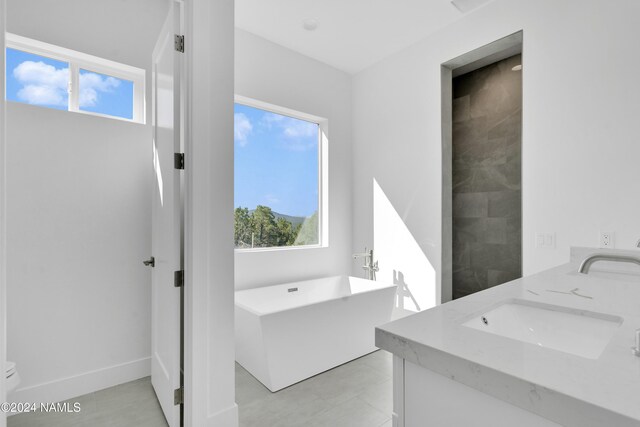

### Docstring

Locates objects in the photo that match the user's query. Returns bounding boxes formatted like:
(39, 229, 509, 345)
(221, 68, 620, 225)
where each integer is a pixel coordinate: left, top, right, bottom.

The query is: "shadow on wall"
(373, 179, 436, 319)
(393, 270, 421, 312)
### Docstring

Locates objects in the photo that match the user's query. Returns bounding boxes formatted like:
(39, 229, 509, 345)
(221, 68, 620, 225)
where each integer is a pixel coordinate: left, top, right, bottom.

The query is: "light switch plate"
(535, 232, 555, 249)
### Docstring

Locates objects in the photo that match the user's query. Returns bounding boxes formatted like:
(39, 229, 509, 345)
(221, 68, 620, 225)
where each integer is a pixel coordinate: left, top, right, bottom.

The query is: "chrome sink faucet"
(578, 254, 640, 274)
(353, 247, 379, 281)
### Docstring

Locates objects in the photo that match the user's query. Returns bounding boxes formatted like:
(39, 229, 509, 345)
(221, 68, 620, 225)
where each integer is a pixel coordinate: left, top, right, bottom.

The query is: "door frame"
(182, 1, 237, 426)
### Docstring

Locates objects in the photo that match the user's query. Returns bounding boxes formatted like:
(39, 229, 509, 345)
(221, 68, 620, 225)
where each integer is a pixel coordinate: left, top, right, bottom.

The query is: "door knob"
(143, 257, 155, 267)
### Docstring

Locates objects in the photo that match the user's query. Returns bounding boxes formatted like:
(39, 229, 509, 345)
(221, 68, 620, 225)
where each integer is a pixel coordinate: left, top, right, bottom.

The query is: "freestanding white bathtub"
(235, 276, 397, 392)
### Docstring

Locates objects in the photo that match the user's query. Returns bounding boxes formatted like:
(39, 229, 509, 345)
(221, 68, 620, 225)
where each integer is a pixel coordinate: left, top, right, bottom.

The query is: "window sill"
(235, 244, 327, 254)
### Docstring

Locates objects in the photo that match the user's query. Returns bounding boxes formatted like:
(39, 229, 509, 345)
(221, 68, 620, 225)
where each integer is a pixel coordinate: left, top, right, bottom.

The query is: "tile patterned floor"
(7, 377, 168, 427)
(237, 350, 393, 427)
(7, 350, 393, 427)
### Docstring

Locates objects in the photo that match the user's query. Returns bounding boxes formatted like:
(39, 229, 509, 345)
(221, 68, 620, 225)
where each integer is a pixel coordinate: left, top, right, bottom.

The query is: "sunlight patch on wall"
(156, 77, 173, 129)
(373, 179, 436, 319)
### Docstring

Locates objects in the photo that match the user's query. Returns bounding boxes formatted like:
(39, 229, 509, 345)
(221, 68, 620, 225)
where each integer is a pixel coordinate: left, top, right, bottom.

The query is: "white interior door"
(151, 3, 183, 426)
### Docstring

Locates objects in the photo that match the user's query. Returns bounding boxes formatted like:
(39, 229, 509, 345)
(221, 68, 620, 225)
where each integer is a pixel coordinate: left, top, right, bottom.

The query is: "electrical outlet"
(600, 231, 615, 248)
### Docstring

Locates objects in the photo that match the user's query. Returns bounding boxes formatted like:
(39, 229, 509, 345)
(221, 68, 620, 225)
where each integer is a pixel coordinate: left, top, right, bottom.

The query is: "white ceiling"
(235, 0, 492, 75)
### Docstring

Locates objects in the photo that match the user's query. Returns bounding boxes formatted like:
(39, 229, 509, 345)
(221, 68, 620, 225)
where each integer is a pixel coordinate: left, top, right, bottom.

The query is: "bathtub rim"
(235, 275, 397, 317)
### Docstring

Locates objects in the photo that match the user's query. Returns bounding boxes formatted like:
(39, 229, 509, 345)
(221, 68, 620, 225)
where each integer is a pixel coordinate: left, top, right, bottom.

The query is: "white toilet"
(6, 361, 20, 394)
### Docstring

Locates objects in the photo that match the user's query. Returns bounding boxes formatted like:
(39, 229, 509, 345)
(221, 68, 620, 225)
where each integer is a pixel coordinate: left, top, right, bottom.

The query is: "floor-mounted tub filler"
(235, 276, 397, 392)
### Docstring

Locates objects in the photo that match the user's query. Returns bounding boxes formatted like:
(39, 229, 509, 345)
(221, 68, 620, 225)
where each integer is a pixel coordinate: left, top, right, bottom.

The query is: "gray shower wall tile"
(452, 54, 522, 299)
(453, 193, 489, 218)
(452, 95, 471, 124)
(452, 240, 472, 272)
(506, 218, 522, 247)
(453, 217, 517, 246)
(453, 268, 488, 296)
(453, 137, 508, 170)
(487, 108, 522, 141)
(469, 84, 512, 124)
(452, 164, 520, 193)
(469, 243, 521, 272)
(453, 227, 479, 252)
(488, 191, 521, 218)
(485, 218, 508, 244)
(452, 118, 489, 154)
(453, 287, 475, 300)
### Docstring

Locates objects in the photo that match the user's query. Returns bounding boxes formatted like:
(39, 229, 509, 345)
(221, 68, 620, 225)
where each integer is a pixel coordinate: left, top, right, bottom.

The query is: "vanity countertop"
(376, 249, 640, 426)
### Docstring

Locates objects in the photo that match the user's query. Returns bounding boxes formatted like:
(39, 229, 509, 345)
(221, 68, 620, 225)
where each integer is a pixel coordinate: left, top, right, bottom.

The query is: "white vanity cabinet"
(392, 356, 561, 427)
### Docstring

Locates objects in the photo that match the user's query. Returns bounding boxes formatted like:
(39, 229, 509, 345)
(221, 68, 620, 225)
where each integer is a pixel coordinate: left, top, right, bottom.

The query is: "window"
(5, 48, 69, 110)
(5, 33, 144, 123)
(78, 69, 134, 119)
(234, 99, 326, 250)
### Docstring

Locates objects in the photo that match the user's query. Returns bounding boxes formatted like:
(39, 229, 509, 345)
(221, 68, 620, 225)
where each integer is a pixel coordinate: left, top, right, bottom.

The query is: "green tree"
(234, 207, 252, 248)
(234, 205, 318, 248)
(275, 217, 295, 246)
(251, 205, 278, 247)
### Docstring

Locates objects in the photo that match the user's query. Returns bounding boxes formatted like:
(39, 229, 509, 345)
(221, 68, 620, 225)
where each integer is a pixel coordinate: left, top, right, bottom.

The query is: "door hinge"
(174, 270, 184, 288)
(174, 153, 185, 170)
(174, 387, 184, 405)
(174, 34, 185, 53)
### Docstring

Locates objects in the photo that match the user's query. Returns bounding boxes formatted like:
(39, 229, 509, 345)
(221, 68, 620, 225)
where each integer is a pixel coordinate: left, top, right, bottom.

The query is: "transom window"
(234, 98, 326, 250)
(5, 33, 145, 123)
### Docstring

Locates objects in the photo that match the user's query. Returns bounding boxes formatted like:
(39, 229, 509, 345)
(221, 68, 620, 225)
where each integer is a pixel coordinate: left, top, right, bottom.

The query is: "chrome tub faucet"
(353, 247, 379, 281)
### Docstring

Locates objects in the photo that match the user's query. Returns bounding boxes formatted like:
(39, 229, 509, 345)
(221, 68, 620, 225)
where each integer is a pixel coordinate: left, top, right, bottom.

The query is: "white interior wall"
(5, 0, 166, 403)
(234, 29, 353, 290)
(6, 104, 152, 403)
(352, 0, 640, 303)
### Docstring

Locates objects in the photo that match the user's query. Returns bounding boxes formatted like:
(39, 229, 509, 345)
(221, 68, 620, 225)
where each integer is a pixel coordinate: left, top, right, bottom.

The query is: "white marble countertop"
(376, 248, 640, 427)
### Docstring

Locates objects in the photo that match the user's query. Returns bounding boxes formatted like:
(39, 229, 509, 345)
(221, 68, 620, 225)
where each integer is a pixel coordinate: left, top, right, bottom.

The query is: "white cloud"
(234, 113, 253, 147)
(17, 84, 67, 106)
(79, 72, 120, 107)
(12, 61, 121, 108)
(261, 112, 318, 151)
(13, 61, 69, 106)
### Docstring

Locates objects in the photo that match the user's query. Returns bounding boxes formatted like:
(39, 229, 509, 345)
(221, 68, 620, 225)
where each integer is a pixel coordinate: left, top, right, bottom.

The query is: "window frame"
(5, 33, 145, 123)
(234, 95, 329, 252)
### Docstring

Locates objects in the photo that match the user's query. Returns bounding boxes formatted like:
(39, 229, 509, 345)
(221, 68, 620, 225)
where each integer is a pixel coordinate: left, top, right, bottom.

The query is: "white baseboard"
(204, 403, 239, 427)
(8, 357, 151, 406)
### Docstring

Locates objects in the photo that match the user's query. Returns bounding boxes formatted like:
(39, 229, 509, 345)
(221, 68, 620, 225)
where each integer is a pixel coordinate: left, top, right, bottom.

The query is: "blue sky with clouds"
(5, 48, 133, 119)
(234, 103, 319, 217)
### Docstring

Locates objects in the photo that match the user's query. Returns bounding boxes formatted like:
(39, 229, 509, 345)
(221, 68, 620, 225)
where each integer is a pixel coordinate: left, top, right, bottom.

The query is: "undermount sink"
(462, 299, 623, 359)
